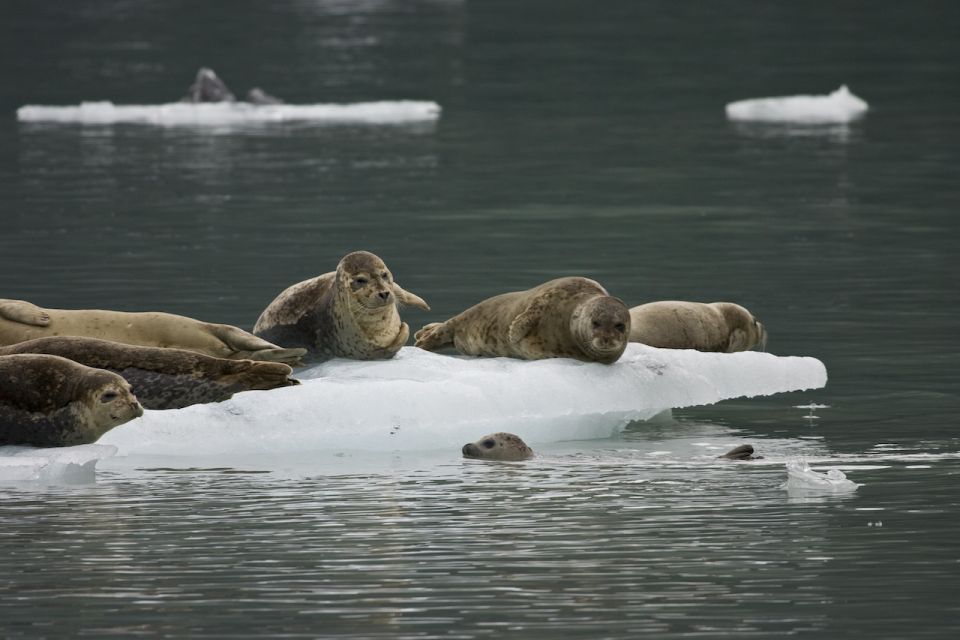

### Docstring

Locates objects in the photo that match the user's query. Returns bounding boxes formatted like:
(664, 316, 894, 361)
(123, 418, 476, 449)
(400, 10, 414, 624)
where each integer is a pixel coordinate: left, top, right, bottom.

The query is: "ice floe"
(725, 85, 868, 124)
(0, 444, 116, 485)
(782, 459, 859, 493)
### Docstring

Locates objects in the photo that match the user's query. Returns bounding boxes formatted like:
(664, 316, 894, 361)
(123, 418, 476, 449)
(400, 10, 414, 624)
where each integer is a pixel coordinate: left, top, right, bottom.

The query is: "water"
(1, 0, 959, 637)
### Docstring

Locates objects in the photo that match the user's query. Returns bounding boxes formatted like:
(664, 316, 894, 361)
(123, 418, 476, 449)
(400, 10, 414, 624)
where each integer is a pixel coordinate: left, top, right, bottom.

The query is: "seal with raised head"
(182, 67, 283, 105)
(415, 277, 630, 364)
(0, 337, 298, 410)
(718, 444, 763, 461)
(629, 301, 767, 353)
(462, 432, 534, 461)
(0, 298, 305, 366)
(253, 251, 430, 362)
(0, 354, 143, 447)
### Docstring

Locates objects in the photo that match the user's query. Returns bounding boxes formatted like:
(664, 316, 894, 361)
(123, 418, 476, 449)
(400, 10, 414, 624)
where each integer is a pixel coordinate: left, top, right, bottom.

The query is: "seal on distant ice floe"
(253, 251, 430, 363)
(415, 277, 630, 364)
(462, 432, 534, 461)
(0, 298, 306, 366)
(183, 67, 284, 105)
(0, 336, 299, 410)
(718, 444, 763, 461)
(628, 301, 767, 353)
(0, 353, 143, 447)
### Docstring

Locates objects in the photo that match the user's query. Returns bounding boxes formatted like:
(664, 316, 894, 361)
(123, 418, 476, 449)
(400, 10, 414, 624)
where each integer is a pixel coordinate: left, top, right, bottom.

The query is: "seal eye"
(100, 391, 119, 403)
(592, 320, 601, 328)
(615, 323, 626, 332)
(381, 272, 390, 281)
(482, 439, 496, 449)
(353, 277, 368, 287)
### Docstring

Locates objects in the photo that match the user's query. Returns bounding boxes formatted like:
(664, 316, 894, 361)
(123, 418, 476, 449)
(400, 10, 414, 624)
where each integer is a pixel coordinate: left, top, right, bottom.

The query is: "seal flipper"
(414, 322, 453, 351)
(392, 283, 430, 311)
(0, 299, 51, 326)
(206, 323, 307, 365)
(507, 297, 548, 344)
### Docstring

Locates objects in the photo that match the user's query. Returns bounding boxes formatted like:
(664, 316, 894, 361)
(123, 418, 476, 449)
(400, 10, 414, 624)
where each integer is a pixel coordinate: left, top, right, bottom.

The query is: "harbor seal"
(718, 444, 762, 461)
(414, 277, 629, 364)
(629, 301, 767, 352)
(462, 432, 534, 461)
(0, 354, 143, 447)
(183, 67, 283, 105)
(0, 337, 298, 410)
(253, 251, 430, 362)
(0, 298, 306, 366)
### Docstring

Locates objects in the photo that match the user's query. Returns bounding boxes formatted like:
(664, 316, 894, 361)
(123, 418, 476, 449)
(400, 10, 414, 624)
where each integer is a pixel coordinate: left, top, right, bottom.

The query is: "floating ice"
(0, 444, 116, 485)
(16, 100, 441, 127)
(99, 344, 827, 457)
(725, 85, 868, 124)
(782, 459, 859, 493)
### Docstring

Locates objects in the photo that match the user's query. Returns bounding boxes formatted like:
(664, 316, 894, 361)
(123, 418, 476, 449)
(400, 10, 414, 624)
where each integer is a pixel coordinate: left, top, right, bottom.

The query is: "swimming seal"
(629, 301, 767, 352)
(253, 251, 430, 362)
(718, 444, 762, 461)
(415, 277, 629, 364)
(0, 337, 298, 410)
(462, 432, 534, 461)
(0, 354, 143, 447)
(0, 298, 305, 366)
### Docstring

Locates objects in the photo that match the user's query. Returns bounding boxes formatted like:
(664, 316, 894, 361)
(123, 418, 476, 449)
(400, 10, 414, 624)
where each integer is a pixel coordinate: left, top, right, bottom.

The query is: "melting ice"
(782, 459, 859, 494)
(725, 85, 868, 124)
(0, 444, 116, 485)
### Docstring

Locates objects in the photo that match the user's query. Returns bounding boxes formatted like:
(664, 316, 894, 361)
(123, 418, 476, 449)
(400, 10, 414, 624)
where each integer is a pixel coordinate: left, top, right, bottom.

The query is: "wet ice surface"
(725, 85, 868, 123)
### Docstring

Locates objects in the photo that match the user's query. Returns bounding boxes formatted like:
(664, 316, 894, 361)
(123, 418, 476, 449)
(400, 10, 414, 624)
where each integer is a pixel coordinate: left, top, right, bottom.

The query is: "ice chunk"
(0, 444, 117, 485)
(725, 85, 868, 124)
(782, 459, 859, 493)
(99, 344, 827, 456)
(16, 100, 441, 127)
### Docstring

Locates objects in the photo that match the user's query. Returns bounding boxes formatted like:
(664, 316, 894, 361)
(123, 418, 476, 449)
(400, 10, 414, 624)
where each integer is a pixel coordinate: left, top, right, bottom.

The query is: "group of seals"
(183, 67, 283, 106)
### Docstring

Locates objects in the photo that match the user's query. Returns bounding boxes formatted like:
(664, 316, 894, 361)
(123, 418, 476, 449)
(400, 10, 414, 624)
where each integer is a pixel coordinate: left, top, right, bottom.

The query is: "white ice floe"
(0, 444, 116, 485)
(16, 100, 441, 127)
(725, 85, 868, 124)
(97, 344, 827, 457)
(782, 459, 859, 493)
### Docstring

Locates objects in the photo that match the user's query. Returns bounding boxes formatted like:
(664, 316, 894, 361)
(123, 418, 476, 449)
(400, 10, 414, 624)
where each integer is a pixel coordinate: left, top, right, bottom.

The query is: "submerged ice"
(725, 85, 868, 124)
(98, 344, 827, 457)
(0, 444, 116, 484)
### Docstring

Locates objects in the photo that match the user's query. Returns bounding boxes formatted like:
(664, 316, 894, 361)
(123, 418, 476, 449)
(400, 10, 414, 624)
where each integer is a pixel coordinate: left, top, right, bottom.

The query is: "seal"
(0, 298, 306, 366)
(718, 444, 762, 461)
(414, 277, 630, 364)
(0, 353, 143, 447)
(253, 251, 430, 362)
(462, 432, 534, 461)
(0, 336, 299, 410)
(183, 67, 283, 105)
(629, 301, 767, 352)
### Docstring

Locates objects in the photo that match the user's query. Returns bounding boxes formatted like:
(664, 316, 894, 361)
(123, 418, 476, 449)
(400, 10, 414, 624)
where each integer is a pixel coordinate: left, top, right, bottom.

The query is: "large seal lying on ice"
(253, 251, 430, 362)
(629, 301, 767, 352)
(415, 277, 629, 364)
(462, 432, 534, 461)
(0, 298, 305, 366)
(0, 337, 298, 410)
(0, 354, 143, 447)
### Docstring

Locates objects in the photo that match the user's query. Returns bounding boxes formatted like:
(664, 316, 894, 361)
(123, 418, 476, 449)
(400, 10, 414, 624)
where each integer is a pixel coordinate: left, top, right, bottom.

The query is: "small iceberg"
(782, 459, 859, 493)
(99, 344, 827, 457)
(16, 100, 442, 127)
(0, 444, 116, 485)
(725, 85, 868, 124)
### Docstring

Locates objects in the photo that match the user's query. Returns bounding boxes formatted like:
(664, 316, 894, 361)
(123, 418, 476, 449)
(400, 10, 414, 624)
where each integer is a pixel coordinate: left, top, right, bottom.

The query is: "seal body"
(415, 277, 629, 364)
(718, 444, 762, 461)
(0, 337, 298, 410)
(253, 251, 429, 362)
(629, 301, 767, 352)
(0, 298, 305, 366)
(462, 432, 534, 461)
(0, 354, 143, 447)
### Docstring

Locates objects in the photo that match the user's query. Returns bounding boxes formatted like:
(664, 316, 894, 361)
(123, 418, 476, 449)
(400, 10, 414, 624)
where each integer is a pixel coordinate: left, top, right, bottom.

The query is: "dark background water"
(1, 1, 958, 638)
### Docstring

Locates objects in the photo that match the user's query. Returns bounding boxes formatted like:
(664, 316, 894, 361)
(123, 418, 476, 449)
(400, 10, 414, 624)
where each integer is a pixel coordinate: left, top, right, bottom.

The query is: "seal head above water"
(462, 432, 534, 461)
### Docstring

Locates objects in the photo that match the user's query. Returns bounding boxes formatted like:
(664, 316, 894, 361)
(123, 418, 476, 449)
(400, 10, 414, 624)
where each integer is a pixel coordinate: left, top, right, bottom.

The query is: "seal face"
(253, 251, 429, 362)
(628, 301, 767, 353)
(0, 354, 143, 447)
(0, 298, 305, 366)
(415, 276, 629, 364)
(0, 337, 298, 410)
(462, 432, 534, 461)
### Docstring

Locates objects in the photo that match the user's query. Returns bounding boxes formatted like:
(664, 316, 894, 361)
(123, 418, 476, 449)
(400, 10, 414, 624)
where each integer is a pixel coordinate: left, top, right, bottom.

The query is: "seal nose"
(462, 443, 479, 458)
(378, 290, 392, 301)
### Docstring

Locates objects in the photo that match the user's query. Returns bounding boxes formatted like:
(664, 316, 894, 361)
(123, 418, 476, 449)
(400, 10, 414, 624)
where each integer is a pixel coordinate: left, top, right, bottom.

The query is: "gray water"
(2, 1, 959, 638)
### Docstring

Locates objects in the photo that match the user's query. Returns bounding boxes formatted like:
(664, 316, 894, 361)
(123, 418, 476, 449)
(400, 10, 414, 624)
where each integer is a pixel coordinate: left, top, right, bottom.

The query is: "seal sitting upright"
(253, 251, 430, 362)
(629, 301, 767, 352)
(414, 277, 630, 364)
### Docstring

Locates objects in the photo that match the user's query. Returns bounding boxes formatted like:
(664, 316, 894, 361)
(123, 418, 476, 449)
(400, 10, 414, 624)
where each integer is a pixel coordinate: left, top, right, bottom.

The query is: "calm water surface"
(1, 1, 958, 638)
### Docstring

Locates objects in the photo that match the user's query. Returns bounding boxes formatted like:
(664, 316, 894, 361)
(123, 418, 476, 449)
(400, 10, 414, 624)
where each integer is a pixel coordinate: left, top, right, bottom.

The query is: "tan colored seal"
(0, 353, 143, 447)
(0, 298, 305, 366)
(0, 336, 298, 410)
(415, 277, 629, 364)
(253, 251, 429, 362)
(629, 301, 767, 352)
(462, 432, 534, 461)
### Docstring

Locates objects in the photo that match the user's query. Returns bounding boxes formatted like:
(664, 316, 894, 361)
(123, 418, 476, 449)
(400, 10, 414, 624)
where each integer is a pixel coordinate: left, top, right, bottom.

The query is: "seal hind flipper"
(205, 323, 307, 365)
(414, 322, 453, 351)
(0, 299, 51, 326)
(392, 284, 430, 311)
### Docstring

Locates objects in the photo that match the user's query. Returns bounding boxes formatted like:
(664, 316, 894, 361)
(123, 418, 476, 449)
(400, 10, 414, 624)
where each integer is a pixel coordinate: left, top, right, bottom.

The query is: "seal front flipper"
(392, 283, 430, 311)
(414, 322, 453, 351)
(0, 299, 51, 326)
(507, 297, 548, 344)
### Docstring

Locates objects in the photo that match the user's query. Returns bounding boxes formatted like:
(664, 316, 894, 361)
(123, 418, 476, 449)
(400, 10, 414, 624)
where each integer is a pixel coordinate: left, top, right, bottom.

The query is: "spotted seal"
(718, 444, 763, 461)
(0, 354, 143, 447)
(415, 277, 629, 364)
(462, 432, 534, 461)
(0, 336, 298, 410)
(253, 251, 429, 362)
(629, 301, 767, 352)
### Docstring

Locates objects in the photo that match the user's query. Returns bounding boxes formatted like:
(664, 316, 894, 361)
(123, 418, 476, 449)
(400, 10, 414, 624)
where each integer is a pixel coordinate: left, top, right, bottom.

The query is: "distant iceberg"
(16, 100, 441, 127)
(725, 85, 868, 124)
(94, 344, 827, 457)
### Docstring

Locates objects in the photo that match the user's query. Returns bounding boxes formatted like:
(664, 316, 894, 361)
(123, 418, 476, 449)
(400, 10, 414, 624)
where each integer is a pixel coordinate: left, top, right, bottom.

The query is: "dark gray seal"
(0, 337, 298, 410)
(183, 67, 283, 105)
(718, 444, 762, 461)
(1, 354, 143, 447)
(462, 432, 534, 461)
